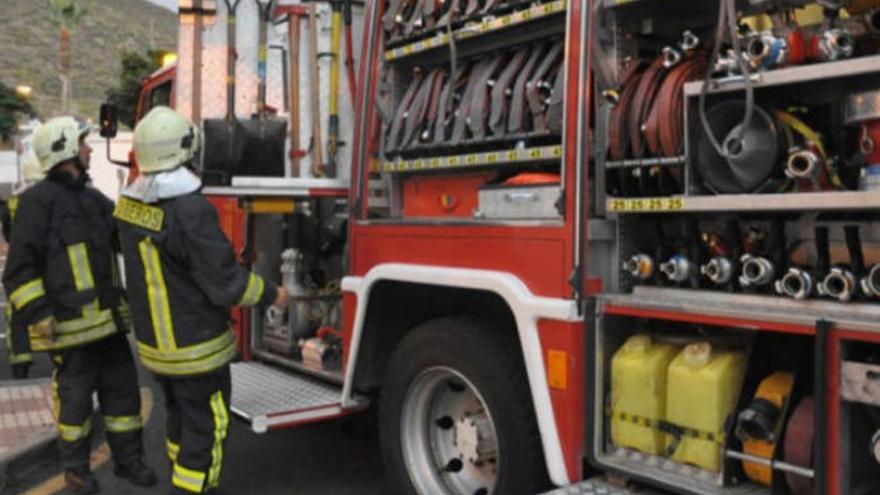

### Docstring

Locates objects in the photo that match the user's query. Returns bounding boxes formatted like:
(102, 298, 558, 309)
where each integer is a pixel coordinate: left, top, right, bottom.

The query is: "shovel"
(202, 0, 247, 185)
(238, 0, 288, 178)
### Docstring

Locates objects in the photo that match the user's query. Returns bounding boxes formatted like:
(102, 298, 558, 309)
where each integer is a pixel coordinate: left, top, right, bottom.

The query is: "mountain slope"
(0, 0, 177, 121)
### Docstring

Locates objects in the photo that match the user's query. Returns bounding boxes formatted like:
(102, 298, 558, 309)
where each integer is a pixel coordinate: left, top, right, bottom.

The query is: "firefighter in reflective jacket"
(2, 116, 157, 494)
(0, 151, 43, 379)
(115, 106, 288, 495)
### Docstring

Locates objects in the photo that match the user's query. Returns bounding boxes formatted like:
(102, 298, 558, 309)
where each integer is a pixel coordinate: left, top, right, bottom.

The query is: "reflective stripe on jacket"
(114, 193, 277, 376)
(2, 173, 127, 351)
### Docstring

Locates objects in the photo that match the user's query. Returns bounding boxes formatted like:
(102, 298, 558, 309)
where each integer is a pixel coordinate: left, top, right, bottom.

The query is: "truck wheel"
(380, 317, 545, 495)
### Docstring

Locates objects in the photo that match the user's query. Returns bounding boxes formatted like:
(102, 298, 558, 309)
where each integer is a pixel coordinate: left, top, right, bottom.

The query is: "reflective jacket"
(114, 192, 277, 376)
(1, 195, 33, 364)
(2, 171, 128, 352)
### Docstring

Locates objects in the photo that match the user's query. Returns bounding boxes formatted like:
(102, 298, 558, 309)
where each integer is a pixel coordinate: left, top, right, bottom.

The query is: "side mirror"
(100, 103, 119, 138)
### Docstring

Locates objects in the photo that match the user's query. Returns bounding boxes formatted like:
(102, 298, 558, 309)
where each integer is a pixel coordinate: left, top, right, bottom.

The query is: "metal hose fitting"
(785, 148, 822, 179)
(701, 257, 734, 285)
(739, 254, 776, 288)
(681, 30, 700, 51)
(819, 28, 855, 61)
(662, 46, 683, 68)
(774, 268, 816, 300)
(623, 254, 655, 280)
(746, 32, 787, 69)
(819, 267, 858, 302)
(659, 255, 694, 283)
(860, 263, 880, 299)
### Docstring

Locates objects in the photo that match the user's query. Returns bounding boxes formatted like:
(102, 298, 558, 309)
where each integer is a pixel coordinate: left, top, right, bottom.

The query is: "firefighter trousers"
(157, 366, 231, 494)
(50, 332, 144, 471)
(5, 306, 32, 368)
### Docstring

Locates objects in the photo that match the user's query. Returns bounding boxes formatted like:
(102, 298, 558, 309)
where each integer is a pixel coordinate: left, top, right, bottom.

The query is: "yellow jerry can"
(666, 342, 746, 472)
(610, 334, 679, 455)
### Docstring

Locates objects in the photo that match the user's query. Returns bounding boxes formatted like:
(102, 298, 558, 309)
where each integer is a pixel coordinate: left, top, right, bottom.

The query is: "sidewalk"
(0, 379, 57, 491)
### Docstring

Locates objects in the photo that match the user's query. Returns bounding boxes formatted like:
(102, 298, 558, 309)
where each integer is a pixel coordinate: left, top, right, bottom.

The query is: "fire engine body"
(133, 0, 880, 494)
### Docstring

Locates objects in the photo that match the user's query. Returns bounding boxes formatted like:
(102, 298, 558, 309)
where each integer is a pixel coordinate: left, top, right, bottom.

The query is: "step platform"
(230, 361, 368, 433)
(540, 478, 664, 495)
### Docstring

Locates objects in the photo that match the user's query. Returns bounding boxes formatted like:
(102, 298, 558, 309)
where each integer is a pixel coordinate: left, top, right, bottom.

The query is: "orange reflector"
(246, 198, 296, 214)
(547, 350, 567, 390)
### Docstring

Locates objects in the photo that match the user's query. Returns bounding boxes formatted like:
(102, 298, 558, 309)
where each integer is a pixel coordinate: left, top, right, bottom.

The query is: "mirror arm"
(105, 138, 131, 168)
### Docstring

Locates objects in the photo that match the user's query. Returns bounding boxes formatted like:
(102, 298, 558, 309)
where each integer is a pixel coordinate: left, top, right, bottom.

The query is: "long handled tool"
(326, 0, 343, 178)
(202, 0, 246, 184)
(239, 0, 288, 177)
(343, 1, 357, 106)
(308, 4, 325, 176)
(283, 6, 310, 177)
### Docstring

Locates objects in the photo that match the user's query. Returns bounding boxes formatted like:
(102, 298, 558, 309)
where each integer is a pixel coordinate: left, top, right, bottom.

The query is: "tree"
(49, 0, 85, 114)
(0, 82, 34, 142)
(105, 50, 161, 129)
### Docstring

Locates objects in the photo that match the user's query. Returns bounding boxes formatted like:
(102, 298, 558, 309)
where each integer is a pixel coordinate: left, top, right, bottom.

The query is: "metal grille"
(230, 361, 342, 420)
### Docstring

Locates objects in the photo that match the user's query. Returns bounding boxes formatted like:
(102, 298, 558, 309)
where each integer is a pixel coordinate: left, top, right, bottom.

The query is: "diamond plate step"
(540, 479, 663, 495)
(230, 361, 368, 433)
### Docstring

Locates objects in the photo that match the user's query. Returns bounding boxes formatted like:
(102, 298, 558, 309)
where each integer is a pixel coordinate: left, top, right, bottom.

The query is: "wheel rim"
(401, 366, 499, 495)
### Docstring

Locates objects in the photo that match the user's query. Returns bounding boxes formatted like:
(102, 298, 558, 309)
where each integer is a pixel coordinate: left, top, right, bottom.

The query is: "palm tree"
(49, 0, 84, 114)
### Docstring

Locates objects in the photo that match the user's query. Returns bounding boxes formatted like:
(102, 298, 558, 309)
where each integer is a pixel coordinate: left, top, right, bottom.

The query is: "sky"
(144, 0, 177, 11)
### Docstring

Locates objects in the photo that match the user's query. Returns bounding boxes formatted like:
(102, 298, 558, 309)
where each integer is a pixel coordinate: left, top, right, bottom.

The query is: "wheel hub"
(400, 367, 499, 495)
(455, 413, 497, 465)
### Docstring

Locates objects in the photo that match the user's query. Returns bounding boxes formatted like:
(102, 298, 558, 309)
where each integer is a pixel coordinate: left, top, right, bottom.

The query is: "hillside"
(0, 0, 177, 122)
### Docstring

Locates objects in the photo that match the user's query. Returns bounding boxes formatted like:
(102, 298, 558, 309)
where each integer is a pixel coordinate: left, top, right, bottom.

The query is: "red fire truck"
(116, 0, 880, 494)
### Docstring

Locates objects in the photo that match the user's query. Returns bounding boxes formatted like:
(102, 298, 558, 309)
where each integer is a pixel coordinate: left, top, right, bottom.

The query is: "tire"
(379, 317, 546, 495)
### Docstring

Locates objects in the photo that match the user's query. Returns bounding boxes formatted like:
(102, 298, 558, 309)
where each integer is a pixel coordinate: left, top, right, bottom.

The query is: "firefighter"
(115, 106, 288, 495)
(2, 116, 156, 494)
(0, 151, 43, 379)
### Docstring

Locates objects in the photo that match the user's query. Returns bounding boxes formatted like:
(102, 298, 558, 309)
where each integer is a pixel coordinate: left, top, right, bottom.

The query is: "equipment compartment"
(838, 340, 880, 495)
(590, 312, 818, 495)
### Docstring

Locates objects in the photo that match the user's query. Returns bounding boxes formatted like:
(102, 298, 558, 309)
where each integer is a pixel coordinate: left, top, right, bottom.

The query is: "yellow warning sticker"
(608, 197, 685, 213)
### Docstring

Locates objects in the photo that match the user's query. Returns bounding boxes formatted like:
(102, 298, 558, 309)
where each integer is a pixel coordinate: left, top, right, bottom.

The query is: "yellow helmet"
(133, 106, 201, 174)
(32, 116, 90, 173)
(20, 150, 45, 183)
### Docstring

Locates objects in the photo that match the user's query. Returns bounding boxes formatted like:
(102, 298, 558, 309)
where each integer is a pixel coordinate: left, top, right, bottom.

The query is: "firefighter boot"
(113, 458, 158, 487)
(11, 363, 30, 379)
(64, 467, 99, 494)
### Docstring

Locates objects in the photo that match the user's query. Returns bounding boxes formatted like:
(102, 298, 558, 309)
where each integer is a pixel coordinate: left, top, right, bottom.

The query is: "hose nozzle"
(623, 254, 655, 280)
(860, 263, 880, 299)
(774, 268, 816, 300)
(659, 255, 694, 282)
(819, 267, 858, 302)
(701, 257, 734, 285)
(739, 254, 776, 288)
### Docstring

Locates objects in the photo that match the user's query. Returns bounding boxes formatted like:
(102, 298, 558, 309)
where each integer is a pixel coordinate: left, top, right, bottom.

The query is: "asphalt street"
(0, 336, 391, 495)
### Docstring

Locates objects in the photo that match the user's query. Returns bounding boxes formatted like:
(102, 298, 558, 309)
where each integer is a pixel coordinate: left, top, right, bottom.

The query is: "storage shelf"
(606, 190, 880, 214)
(384, 0, 566, 62)
(376, 144, 562, 173)
(600, 286, 880, 334)
(684, 55, 880, 97)
(203, 178, 349, 198)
